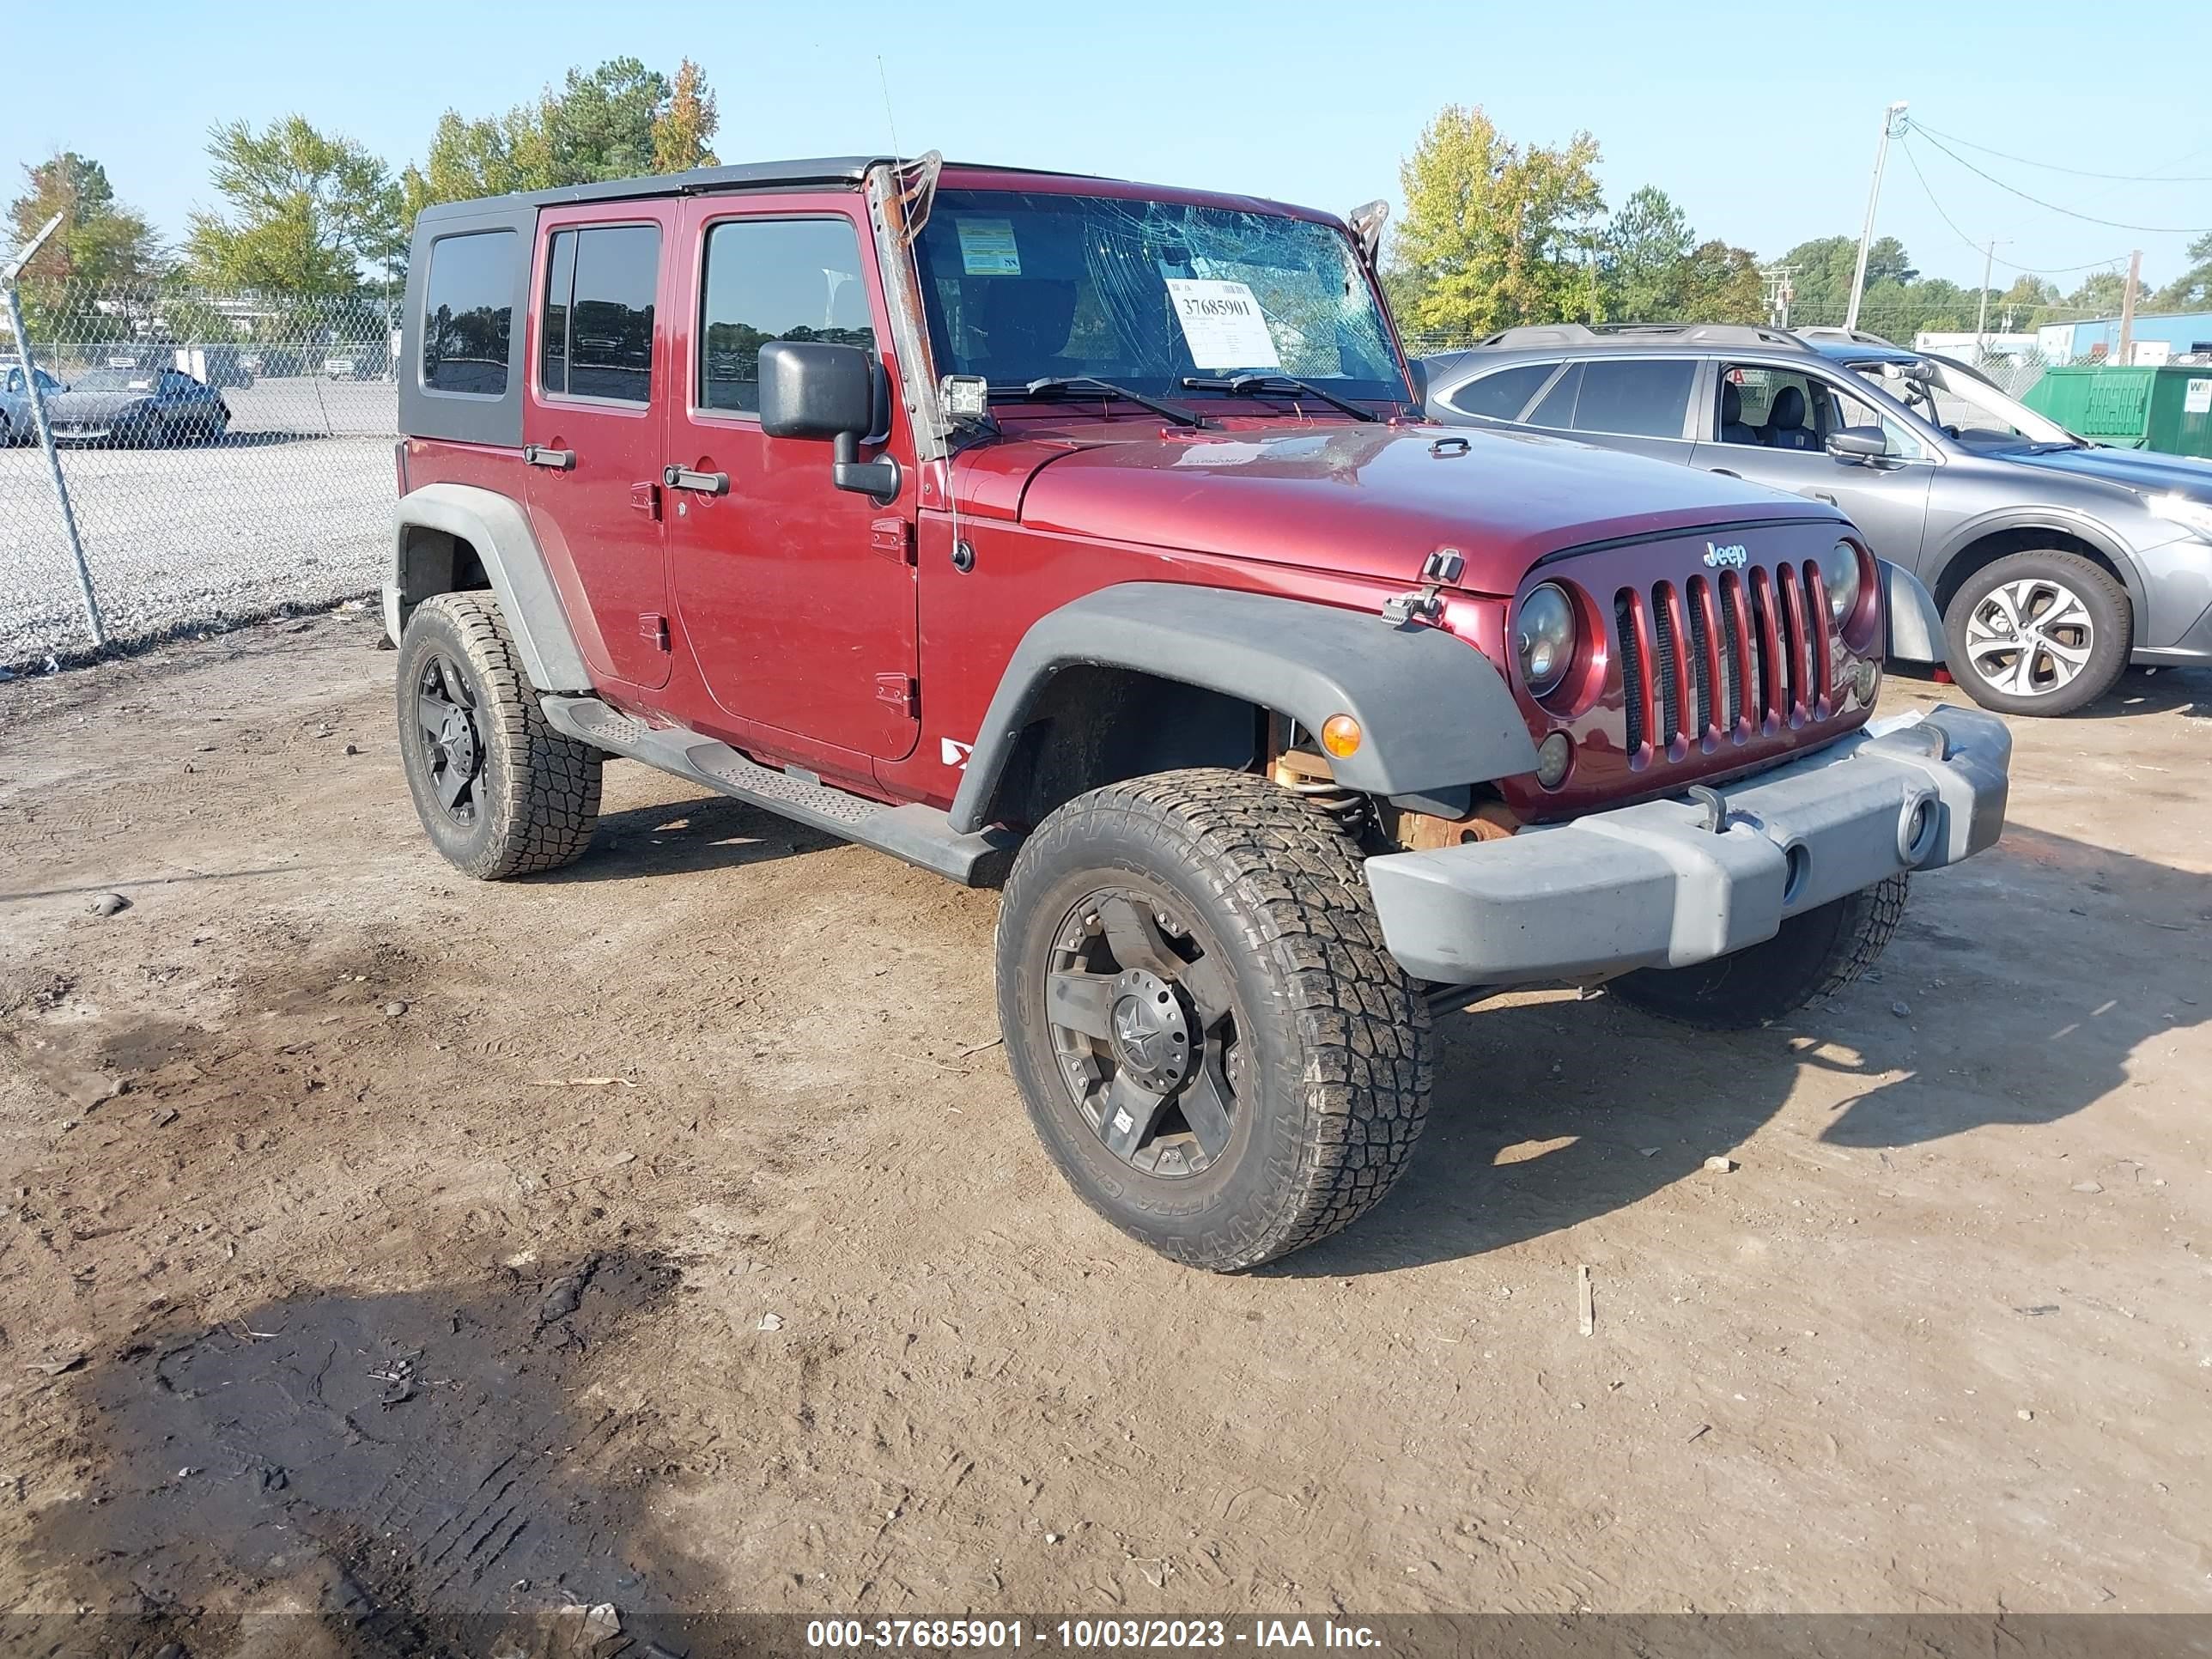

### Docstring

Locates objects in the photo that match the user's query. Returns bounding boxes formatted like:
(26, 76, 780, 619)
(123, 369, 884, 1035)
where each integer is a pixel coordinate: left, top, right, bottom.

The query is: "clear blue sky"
(6, 0, 2209, 294)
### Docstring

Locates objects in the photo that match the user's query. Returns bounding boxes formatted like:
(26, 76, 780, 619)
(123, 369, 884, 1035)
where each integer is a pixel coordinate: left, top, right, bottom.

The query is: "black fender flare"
(387, 483, 594, 693)
(946, 582, 1540, 834)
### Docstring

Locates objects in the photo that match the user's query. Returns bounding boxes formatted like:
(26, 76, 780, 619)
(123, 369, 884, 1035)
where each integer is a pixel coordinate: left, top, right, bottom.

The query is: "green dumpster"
(2023, 364, 2212, 458)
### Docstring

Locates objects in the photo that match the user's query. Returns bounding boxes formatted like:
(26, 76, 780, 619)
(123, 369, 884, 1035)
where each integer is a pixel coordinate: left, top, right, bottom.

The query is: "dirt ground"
(2, 611, 2209, 1643)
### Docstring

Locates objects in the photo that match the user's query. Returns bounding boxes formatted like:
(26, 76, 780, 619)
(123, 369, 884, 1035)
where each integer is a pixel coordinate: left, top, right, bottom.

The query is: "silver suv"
(1421, 324, 2212, 715)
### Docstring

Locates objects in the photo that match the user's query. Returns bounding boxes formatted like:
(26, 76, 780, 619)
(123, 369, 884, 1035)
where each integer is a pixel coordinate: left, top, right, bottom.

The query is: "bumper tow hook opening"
(1781, 842, 1812, 906)
(1899, 790, 1942, 866)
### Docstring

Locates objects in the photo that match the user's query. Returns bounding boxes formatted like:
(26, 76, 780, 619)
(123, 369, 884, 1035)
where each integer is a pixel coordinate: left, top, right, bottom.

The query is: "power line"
(1906, 126, 2212, 235)
(1896, 137, 2131, 278)
(1906, 119, 2212, 184)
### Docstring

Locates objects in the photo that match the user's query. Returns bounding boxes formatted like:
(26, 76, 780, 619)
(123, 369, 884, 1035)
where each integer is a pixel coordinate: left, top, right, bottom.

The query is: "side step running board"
(540, 696, 1016, 888)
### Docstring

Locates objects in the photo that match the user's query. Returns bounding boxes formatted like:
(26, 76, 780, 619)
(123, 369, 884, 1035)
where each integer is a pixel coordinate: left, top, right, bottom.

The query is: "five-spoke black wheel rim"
(414, 653, 484, 823)
(1044, 886, 1243, 1179)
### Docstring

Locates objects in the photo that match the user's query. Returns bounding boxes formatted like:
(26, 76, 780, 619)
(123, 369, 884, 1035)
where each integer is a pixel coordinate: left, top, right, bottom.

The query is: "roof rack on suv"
(1474, 322, 1810, 351)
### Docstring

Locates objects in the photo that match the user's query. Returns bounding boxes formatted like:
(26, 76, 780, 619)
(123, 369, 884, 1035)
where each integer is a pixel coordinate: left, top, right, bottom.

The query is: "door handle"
(1705, 466, 1741, 479)
(523, 445, 574, 470)
(664, 465, 728, 495)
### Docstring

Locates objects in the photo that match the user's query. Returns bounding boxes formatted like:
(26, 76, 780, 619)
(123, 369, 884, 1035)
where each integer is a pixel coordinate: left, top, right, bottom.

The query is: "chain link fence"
(2, 278, 398, 673)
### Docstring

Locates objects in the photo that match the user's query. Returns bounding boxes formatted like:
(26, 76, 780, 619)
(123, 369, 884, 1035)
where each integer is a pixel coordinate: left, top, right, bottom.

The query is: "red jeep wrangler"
(388, 154, 2010, 1270)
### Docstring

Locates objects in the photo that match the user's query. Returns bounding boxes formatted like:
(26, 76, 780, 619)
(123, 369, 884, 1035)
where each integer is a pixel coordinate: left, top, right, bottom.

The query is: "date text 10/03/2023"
(805, 1620, 1385, 1650)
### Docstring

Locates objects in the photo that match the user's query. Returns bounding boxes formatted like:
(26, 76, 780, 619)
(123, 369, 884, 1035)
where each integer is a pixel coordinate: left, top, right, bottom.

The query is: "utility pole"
(2116, 249, 2142, 365)
(1975, 239, 2010, 354)
(1846, 101, 1909, 332)
(1763, 264, 1799, 329)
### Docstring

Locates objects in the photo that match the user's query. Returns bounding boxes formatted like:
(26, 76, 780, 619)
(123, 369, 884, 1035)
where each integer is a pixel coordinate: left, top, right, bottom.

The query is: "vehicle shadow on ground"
(1885, 664, 2211, 720)
(2068, 665, 2212, 720)
(1276, 821, 2210, 1278)
(534, 793, 840, 884)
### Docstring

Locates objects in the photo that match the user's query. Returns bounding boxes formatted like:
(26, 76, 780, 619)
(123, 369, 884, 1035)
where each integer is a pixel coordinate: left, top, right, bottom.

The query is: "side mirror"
(757, 340, 901, 502)
(1827, 426, 1887, 464)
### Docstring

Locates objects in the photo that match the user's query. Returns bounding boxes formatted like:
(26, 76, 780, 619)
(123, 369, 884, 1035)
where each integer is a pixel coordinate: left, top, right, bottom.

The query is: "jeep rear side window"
(1448, 362, 1557, 422)
(696, 218, 873, 415)
(1570, 359, 1696, 439)
(541, 224, 659, 404)
(421, 230, 516, 397)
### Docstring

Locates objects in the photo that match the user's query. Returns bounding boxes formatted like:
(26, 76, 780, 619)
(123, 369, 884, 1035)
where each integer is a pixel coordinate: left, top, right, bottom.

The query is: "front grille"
(1613, 556, 1840, 762)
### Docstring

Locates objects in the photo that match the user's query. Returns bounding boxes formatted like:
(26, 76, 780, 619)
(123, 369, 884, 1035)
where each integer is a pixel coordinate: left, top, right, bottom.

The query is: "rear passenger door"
(1522, 356, 1703, 465)
(522, 204, 678, 690)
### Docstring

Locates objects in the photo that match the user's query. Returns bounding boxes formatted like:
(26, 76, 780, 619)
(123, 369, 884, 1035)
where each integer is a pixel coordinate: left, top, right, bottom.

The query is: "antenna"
(876, 56, 902, 157)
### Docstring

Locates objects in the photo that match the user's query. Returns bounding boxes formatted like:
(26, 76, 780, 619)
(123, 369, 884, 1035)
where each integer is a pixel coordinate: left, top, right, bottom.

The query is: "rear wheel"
(1944, 550, 2129, 716)
(395, 592, 602, 878)
(998, 769, 1431, 1272)
(1611, 874, 1908, 1030)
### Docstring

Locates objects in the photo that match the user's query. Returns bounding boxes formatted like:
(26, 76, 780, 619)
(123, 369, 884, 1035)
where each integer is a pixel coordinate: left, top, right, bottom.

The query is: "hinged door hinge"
(870, 516, 916, 564)
(640, 613, 670, 652)
(1381, 585, 1444, 627)
(874, 672, 919, 717)
(630, 480, 662, 520)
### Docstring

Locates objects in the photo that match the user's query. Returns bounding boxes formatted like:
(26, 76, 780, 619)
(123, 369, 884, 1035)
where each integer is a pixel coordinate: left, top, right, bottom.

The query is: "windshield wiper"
(990, 377, 1209, 429)
(1179, 374, 1380, 422)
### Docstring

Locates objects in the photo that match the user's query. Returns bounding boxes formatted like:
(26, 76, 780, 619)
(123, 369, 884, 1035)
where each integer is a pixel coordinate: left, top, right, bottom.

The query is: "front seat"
(1720, 380, 1760, 445)
(1762, 384, 1820, 451)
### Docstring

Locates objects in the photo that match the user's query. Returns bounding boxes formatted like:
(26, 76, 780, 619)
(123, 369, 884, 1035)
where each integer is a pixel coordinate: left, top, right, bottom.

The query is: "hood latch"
(1380, 548, 1463, 627)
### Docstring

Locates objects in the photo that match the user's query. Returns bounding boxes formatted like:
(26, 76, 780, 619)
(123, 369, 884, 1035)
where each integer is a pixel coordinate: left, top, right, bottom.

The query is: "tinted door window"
(1448, 362, 1558, 421)
(422, 230, 516, 396)
(697, 218, 873, 414)
(1571, 358, 1696, 439)
(1526, 362, 1583, 428)
(541, 224, 659, 403)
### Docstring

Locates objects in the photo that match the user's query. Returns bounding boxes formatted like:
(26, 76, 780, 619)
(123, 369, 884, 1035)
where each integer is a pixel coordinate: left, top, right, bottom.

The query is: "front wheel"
(1611, 875, 1908, 1030)
(1944, 550, 2130, 716)
(998, 769, 1432, 1272)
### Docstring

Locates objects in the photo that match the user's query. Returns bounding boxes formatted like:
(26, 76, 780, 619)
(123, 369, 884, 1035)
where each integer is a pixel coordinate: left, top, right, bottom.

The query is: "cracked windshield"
(911, 189, 1408, 402)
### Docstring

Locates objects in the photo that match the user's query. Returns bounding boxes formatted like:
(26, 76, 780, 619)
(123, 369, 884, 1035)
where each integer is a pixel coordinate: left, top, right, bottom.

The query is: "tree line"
(11, 87, 2210, 340)
(5, 57, 718, 295)
(1383, 105, 2210, 343)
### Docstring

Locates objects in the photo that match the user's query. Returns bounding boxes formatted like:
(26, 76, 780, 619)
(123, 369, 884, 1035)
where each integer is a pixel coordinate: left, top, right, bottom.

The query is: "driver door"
(1693, 364, 1933, 568)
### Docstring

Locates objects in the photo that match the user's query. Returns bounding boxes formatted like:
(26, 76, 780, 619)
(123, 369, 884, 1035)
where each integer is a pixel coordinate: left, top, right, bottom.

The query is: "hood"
(962, 422, 1843, 591)
(46, 388, 155, 421)
(2001, 442, 2212, 497)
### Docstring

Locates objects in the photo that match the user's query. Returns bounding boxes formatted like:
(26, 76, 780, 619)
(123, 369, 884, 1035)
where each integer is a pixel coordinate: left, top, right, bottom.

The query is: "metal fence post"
(3, 216, 106, 649)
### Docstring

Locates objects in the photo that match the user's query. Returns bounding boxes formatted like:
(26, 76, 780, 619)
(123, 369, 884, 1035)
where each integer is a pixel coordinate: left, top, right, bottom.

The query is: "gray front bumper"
(1365, 704, 2010, 986)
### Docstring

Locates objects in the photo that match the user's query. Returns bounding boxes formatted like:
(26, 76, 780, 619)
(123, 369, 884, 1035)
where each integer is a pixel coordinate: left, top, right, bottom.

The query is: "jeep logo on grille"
(1704, 542, 1749, 569)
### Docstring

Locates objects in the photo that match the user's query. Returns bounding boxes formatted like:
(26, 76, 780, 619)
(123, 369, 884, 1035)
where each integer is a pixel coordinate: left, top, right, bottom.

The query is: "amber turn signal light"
(1320, 714, 1362, 758)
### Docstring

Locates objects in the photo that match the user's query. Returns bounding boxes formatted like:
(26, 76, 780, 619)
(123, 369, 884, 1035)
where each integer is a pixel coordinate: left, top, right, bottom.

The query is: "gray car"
(0, 361, 66, 446)
(1421, 324, 2212, 715)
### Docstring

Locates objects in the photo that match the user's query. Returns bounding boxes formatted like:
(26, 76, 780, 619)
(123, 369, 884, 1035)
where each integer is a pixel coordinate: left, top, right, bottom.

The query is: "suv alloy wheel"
(1944, 550, 2131, 717)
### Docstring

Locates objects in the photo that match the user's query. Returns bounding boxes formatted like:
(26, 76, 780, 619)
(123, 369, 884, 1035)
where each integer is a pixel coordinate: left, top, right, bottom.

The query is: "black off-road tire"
(1943, 550, 2130, 717)
(396, 592, 602, 879)
(998, 769, 1432, 1272)
(1611, 873, 1909, 1030)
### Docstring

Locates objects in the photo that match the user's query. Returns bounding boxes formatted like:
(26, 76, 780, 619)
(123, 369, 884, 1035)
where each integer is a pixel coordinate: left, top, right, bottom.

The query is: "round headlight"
(1515, 583, 1577, 697)
(1825, 543, 1863, 624)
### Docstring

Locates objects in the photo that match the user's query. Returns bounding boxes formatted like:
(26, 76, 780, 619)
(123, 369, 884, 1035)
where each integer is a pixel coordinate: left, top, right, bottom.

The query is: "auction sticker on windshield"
(956, 218, 1021, 276)
(1165, 278, 1281, 371)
